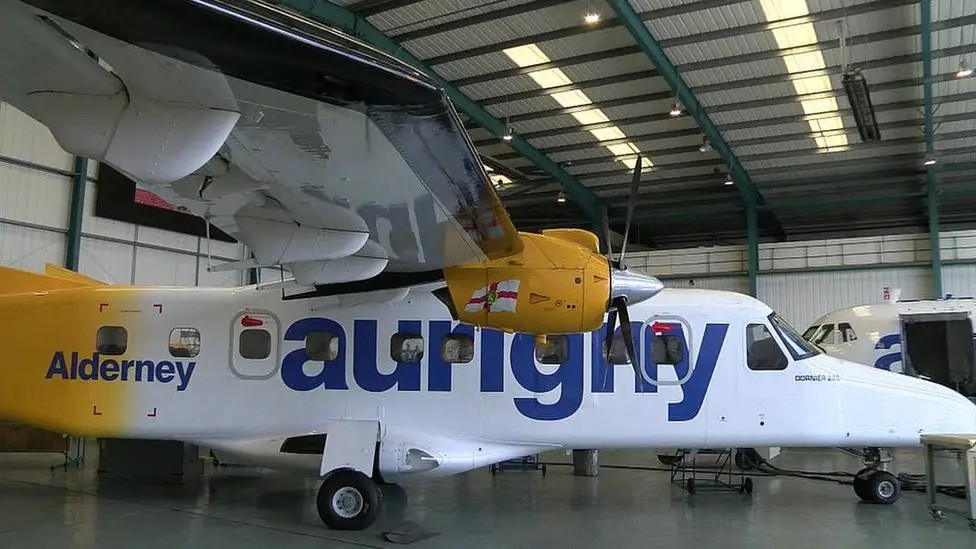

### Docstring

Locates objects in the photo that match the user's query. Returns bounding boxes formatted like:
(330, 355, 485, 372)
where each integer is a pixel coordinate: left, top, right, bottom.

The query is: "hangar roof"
(299, 0, 975, 249)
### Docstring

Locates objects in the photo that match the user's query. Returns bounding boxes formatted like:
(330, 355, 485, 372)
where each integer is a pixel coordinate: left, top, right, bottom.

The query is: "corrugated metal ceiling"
(320, 0, 976, 248)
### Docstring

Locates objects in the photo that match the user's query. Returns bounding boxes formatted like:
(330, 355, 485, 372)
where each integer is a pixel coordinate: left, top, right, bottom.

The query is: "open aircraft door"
(899, 311, 976, 396)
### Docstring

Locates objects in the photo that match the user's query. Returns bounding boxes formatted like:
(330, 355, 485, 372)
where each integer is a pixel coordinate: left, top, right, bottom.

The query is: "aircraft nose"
(610, 268, 665, 306)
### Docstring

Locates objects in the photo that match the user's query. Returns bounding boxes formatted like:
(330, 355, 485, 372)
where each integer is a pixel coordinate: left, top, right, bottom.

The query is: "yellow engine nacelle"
(442, 229, 610, 335)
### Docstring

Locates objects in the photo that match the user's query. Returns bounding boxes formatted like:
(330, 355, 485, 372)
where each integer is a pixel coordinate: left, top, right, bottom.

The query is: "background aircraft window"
(168, 327, 200, 358)
(839, 322, 858, 342)
(802, 325, 820, 340)
(240, 329, 271, 360)
(97, 326, 127, 355)
(811, 324, 835, 345)
(440, 334, 474, 364)
(536, 335, 568, 364)
(391, 333, 424, 363)
(306, 331, 339, 361)
(746, 323, 789, 371)
(769, 313, 821, 360)
(651, 334, 684, 365)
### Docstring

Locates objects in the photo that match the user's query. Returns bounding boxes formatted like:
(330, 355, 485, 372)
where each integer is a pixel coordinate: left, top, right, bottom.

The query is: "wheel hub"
(877, 480, 895, 499)
(332, 486, 365, 518)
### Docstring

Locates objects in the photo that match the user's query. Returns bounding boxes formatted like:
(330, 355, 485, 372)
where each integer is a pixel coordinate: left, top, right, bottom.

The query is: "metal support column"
(747, 204, 759, 297)
(573, 449, 599, 476)
(64, 156, 88, 271)
(921, 0, 943, 298)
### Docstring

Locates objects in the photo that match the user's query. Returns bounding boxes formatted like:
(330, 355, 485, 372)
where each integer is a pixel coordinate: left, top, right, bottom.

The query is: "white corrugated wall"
(0, 102, 245, 286)
(630, 230, 976, 330)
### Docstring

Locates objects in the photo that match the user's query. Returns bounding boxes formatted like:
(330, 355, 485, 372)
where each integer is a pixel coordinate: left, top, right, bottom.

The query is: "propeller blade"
(618, 156, 642, 270)
(616, 297, 640, 374)
(601, 205, 614, 262)
(604, 307, 618, 363)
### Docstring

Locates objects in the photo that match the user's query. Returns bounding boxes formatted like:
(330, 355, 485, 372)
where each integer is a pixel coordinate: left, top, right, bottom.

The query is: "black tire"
(686, 478, 695, 494)
(741, 477, 754, 494)
(316, 470, 381, 530)
(864, 471, 900, 505)
(852, 468, 872, 502)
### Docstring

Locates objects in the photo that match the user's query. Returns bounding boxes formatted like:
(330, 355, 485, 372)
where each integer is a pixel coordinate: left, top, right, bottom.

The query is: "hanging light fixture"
(583, 0, 600, 24)
(557, 190, 567, 203)
(699, 135, 710, 152)
(923, 155, 937, 167)
(724, 173, 734, 186)
(669, 101, 682, 117)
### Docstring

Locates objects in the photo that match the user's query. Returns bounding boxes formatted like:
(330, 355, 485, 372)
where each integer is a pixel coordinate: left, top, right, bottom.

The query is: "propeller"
(603, 156, 646, 378)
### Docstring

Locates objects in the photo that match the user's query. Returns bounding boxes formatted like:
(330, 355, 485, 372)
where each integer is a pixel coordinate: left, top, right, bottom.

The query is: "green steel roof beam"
(921, 0, 942, 298)
(273, 0, 607, 225)
(605, 0, 762, 210)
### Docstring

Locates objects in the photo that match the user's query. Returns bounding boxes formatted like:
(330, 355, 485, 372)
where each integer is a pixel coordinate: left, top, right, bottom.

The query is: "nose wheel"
(852, 468, 901, 505)
(316, 470, 381, 530)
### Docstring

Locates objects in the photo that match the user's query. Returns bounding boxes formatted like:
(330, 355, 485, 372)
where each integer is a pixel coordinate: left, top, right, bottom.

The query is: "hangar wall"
(629, 231, 976, 329)
(0, 102, 245, 286)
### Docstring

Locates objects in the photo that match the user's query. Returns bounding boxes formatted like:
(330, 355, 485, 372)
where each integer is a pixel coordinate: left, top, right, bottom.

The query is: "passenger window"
(746, 323, 788, 371)
(97, 326, 127, 355)
(168, 328, 200, 358)
(651, 334, 684, 365)
(240, 329, 271, 360)
(441, 334, 474, 364)
(536, 335, 568, 364)
(839, 322, 857, 342)
(391, 333, 424, 363)
(306, 331, 339, 361)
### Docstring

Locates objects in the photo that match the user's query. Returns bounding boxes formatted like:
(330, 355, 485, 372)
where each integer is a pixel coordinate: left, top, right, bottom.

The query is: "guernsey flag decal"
(465, 279, 520, 313)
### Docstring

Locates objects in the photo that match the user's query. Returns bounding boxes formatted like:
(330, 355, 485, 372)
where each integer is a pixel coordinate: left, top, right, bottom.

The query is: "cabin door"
(230, 310, 281, 379)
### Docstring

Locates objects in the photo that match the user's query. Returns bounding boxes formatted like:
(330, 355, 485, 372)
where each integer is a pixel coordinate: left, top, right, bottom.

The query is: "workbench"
(921, 434, 976, 530)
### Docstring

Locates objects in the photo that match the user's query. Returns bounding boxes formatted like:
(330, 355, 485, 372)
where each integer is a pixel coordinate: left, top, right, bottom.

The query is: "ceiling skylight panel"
(501, 44, 652, 168)
(759, 0, 848, 151)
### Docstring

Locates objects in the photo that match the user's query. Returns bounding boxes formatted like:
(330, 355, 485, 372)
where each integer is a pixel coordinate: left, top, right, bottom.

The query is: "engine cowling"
(442, 229, 611, 335)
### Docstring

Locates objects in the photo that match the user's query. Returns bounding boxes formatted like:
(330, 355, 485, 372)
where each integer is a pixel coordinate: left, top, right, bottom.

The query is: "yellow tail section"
(0, 264, 102, 297)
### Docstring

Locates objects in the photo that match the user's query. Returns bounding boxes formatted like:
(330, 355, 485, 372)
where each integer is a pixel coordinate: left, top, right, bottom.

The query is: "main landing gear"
(316, 469, 382, 530)
(851, 447, 901, 505)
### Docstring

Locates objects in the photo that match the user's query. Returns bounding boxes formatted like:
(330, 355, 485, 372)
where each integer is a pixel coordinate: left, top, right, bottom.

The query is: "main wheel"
(852, 468, 872, 501)
(863, 470, 900, 505)
(316, 470, 381, 530)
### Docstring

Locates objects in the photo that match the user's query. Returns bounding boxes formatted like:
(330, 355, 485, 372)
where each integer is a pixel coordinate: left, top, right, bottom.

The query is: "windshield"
(801, 325, 820, 340)
(769, 313, 821, 360)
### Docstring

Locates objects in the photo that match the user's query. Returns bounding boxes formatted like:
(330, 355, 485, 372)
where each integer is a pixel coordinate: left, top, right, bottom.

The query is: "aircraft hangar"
(2, 0, 976, 547)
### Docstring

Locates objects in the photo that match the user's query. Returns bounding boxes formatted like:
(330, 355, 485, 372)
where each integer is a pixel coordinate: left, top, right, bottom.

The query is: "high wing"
(1, 0, 522, 286)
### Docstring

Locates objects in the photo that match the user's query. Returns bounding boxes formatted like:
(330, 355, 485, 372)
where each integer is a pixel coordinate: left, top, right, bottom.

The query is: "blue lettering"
(44, 352, 194, 391)
(45, 351, 69, 379)
(874, 334, 901, 371)
(427, 321, 475, 391)
(511, 333, 584, 421)
(353, 320, 421, 392)
(668, 323, 728, 422)
(78, 353, 98, 380)
(101, 359, 119, 381)
(156, 361, 175, 383)
(281, 318, 348, 391)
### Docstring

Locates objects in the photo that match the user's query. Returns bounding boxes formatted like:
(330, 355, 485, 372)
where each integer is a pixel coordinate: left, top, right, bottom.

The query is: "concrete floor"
(1, 446, 975, 548)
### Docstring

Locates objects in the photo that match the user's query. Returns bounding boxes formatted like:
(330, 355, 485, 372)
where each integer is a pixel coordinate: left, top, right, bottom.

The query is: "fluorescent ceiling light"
(503, 44, 652, 169)
(759, 0, 848, 152)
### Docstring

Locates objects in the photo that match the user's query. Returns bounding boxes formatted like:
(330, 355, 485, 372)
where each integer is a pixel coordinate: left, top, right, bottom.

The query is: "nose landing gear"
(853, 468, 901, 504)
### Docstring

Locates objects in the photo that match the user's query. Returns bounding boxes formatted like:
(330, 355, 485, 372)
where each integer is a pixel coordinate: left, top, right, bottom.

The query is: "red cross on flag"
(465, 279, 520, 313)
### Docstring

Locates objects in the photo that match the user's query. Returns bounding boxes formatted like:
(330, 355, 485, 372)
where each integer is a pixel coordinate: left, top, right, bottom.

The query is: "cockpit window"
(839, 322, 857, 342)
(770, 313, 821, 360)
(746, 323, 788, 371)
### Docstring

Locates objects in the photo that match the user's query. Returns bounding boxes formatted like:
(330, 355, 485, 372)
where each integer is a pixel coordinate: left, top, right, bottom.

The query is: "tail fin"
(0, 264, 103, 296)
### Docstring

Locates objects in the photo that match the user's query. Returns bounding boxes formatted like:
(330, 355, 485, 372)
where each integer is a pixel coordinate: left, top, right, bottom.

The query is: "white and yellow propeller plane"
(0, 0, 975, 531)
